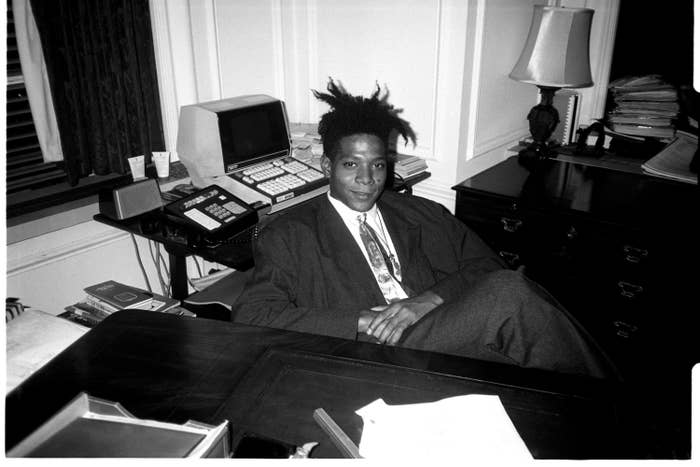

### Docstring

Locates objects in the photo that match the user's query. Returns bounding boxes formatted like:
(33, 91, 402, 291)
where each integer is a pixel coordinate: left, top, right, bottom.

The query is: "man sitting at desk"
(233, 79, 617, 379)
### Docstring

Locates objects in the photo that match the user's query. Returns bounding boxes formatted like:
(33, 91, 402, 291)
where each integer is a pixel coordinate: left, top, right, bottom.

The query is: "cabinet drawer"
(460, 219, 526, 268)
(455, 197, 546, 269)
(566, 223, 663, 299)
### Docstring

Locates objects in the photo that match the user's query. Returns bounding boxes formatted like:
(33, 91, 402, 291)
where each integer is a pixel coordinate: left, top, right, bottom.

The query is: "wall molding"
(412, 178, 456, 211)
(149, 0, 179, 153)
(586, 0, 620, 121)
(474, 127, 527, 157)
(7, 227, 129, 276)
(190, 0, 222, 102)
(270, 0, 286, 101)
(463, 0, 486, 160)
(211, 0, 224, 99)
(423, 0, 443, 158)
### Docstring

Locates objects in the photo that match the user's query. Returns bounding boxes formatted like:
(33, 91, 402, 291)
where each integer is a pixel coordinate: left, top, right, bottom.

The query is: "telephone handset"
(163, 185, 258, 245)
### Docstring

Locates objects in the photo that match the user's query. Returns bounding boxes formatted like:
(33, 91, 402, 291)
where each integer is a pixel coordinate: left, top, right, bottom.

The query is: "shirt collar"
(326, 192, 379, 225)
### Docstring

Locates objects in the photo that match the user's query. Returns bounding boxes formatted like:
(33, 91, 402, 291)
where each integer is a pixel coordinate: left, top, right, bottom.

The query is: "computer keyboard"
(245, 165, 284, 182)
(258, 174, 305, 195)
(232, 156, 326, 197)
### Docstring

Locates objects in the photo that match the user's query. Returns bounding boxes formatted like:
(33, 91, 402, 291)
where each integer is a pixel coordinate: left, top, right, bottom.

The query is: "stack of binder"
(606, 75, 679, 140)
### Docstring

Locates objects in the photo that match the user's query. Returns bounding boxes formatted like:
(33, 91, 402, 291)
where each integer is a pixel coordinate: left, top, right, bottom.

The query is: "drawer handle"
(623, 245, 648, 264)
(500, 217, 522, 232)
(617, 280, 643, 298)
(614, 320, 638, 339)
(498, 251, 520, 266)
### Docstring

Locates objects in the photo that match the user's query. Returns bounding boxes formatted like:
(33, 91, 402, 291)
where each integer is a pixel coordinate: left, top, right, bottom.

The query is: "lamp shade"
(509, 6, 594, 88)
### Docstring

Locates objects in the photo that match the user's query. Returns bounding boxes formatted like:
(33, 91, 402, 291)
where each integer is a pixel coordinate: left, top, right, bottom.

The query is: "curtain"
(12, 0, 63, 163)
(29, 0, 165, 185)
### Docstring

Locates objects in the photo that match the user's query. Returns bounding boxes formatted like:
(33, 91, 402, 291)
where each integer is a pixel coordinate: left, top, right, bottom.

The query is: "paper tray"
(8, 392, 230, 458)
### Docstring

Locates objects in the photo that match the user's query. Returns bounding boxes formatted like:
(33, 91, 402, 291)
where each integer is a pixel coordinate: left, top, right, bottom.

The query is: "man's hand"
(364, 291, 444, 345)
(357, 309, 376, 334)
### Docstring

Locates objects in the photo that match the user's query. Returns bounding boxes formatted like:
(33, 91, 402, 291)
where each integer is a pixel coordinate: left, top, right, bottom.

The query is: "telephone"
(163, 185, 258, 246)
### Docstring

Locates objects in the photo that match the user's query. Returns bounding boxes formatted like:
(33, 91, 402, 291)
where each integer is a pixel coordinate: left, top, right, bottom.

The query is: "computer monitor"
(176, 95, 291, 187)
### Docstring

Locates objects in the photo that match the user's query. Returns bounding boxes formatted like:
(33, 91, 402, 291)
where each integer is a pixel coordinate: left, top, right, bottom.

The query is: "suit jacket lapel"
(376, 197, 422, 291)
(316, 198, 386, 305)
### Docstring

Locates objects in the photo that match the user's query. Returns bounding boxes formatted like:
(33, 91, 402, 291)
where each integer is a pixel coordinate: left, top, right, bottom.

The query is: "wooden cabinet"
(453, 156, 698, 378)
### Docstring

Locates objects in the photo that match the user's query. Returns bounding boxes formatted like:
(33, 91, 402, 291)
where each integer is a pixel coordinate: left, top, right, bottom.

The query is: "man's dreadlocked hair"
(312, 78, 416, 160)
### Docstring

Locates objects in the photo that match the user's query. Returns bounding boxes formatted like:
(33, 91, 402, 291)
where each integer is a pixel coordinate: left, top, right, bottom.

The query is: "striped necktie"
(358, 213, 405, 303)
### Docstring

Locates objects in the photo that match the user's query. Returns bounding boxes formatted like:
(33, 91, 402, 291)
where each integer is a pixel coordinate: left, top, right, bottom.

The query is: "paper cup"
(153, 152, 171, 178)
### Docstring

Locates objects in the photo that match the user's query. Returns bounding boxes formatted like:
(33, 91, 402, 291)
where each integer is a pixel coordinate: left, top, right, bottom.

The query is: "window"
(609, 0, 692, 86)
(5, 0, 66, 196)
(6, 0, 135, 222)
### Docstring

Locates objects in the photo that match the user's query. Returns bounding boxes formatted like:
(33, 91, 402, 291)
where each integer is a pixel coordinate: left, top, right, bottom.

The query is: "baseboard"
(474, 128, 528, 157)
(411, 179, 457, 212)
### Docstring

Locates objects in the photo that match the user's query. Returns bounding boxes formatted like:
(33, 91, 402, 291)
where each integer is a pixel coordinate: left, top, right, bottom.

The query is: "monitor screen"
(218, 101, 289, 172)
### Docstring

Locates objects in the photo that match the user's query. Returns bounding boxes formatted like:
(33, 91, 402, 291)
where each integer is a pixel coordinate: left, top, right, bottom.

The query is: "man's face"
(321, 133, 387, 212)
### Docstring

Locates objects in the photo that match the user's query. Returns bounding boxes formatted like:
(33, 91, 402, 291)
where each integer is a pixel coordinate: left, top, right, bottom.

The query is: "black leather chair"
(182, 269, 254, 321)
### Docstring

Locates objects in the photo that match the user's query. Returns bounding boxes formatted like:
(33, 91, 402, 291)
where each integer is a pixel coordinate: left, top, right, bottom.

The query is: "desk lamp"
(510, 5, 594, 161)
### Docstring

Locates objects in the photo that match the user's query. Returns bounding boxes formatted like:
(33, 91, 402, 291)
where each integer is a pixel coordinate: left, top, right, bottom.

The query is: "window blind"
(5, 0, 65, 195)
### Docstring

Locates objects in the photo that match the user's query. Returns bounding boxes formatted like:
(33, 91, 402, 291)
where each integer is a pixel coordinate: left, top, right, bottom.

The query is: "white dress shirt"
(326, 192, 408, 301)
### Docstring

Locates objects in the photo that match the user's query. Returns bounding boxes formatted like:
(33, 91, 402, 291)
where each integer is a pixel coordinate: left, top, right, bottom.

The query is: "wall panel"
(215, 0, 282, 98)
(473, 0, 539, 154)
(312, 0, 441, 158)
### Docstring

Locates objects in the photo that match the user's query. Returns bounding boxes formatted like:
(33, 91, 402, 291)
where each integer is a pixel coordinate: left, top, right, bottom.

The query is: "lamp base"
(520, 86, 561, 162)
(518, 141, 557, 162)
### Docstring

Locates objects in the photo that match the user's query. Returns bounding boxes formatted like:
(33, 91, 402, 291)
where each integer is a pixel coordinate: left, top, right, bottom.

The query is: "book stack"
(394, 154, 428, 179)
(606, 75, 679, 140)
(60, 280, 187, 327)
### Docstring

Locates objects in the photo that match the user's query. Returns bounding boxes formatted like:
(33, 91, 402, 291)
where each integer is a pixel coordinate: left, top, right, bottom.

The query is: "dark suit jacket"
(233, 191, 505, 340)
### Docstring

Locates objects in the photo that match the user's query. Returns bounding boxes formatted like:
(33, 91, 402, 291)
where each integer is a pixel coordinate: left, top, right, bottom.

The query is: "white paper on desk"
(6, 309, 88, 393)
(355, 394, 531, 461)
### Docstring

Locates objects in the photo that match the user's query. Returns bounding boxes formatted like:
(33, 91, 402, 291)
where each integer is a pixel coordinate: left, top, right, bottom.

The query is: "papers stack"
(355, 395, 531, 461)
(394, 154, 428, 179)
(642, 131, 698, 184)
(6, 309, 88, 393)
(606, 75, 679, 141)
(289, 122, 324, 171)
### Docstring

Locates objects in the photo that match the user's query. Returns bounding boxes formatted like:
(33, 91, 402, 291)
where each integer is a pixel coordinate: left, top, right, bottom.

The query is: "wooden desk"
(4, 310, 687, 459)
